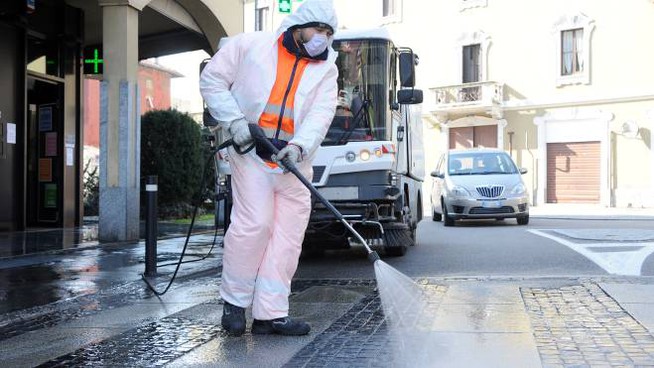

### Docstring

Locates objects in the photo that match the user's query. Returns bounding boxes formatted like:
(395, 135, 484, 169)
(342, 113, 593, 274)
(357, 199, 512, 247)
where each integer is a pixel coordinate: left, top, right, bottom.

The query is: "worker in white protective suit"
(199, 0, 338, 336)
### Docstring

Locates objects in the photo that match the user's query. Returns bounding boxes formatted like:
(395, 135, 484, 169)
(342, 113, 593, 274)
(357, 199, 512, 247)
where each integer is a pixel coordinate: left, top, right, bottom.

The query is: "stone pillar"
(98, 3, 141, 241)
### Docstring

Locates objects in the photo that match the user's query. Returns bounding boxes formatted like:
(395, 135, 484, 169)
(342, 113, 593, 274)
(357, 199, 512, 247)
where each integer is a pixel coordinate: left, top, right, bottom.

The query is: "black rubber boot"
(221, 301, 246, 336)
(251, 317, 311, 336)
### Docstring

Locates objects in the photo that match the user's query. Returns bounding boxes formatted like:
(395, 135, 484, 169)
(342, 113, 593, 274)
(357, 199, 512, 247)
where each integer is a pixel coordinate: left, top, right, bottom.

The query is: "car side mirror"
(397, 89, 423, 104)
(519, 168, 528, 175)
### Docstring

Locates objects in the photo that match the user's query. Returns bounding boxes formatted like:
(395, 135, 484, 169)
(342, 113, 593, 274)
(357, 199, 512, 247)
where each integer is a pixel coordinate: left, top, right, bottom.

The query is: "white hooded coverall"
(199, 0, 338, 320)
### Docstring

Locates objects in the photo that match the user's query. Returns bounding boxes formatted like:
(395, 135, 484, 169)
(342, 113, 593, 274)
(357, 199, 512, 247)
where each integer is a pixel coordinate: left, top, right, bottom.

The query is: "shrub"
(141, 109, 213, 219)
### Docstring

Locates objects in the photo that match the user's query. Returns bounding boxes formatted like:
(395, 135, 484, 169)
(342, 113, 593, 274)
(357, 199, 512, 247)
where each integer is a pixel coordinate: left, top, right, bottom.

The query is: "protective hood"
(276, 0, 338, 38)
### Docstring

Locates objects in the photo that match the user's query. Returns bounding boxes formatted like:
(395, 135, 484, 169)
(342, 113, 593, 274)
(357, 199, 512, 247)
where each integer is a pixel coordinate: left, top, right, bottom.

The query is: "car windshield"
(321, 39, 391, 146)
(448, 152, 518, 175)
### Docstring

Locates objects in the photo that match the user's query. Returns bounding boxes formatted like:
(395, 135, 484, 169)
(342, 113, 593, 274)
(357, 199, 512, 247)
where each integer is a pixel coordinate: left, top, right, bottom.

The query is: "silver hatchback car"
(430, 148, 530, 226)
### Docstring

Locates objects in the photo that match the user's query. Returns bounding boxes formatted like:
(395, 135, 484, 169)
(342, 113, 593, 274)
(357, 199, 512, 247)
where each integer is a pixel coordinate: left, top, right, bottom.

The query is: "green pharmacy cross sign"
(279, 0, 292, 13)
(278, 0, 303, 14)
(83, 47, 104, 75)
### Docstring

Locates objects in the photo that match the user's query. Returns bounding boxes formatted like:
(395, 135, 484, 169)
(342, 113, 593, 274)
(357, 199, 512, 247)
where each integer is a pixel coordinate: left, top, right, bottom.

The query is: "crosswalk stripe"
(528, 229, 654, 276)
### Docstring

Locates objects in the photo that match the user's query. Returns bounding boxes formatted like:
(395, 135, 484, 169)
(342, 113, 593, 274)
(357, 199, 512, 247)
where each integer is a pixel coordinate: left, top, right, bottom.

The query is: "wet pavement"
(0, 218, 216, 258)
(2, 211, 654, 366)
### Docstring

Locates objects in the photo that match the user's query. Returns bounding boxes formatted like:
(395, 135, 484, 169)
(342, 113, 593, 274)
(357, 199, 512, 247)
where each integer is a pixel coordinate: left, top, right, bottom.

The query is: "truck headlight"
(345, 151, 356, 162)
(360, 149, 371, 161)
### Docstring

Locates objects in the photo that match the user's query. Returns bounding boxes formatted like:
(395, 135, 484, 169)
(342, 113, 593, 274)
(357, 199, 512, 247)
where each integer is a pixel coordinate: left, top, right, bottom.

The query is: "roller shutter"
(546, 142, 600, 203)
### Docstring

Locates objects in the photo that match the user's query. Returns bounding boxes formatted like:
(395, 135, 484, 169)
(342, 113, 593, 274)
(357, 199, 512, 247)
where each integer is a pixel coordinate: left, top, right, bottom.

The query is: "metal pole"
(145, 175, 158, 277)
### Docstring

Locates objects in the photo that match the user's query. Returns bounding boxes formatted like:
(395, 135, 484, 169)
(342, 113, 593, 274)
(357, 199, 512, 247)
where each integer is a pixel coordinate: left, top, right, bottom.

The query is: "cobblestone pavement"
(522, 283, 654, 367)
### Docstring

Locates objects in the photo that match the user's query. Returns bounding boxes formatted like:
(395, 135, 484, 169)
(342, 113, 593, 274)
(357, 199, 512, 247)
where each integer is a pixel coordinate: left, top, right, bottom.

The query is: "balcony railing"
(428, 81, 504, 123)
(432, 81, 504, 106)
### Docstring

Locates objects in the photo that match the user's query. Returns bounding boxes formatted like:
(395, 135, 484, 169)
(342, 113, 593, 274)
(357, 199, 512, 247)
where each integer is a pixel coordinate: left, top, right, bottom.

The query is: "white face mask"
(303, 33, 329, 57)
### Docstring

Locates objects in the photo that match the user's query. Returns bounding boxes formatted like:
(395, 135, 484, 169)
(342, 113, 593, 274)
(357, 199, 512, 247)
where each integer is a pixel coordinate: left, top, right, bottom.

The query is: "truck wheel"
(432, 210, 442, 222)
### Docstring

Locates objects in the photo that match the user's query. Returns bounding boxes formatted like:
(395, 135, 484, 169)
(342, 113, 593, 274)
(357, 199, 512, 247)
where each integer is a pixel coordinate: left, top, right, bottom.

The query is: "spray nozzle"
(367, 251, 380, 263)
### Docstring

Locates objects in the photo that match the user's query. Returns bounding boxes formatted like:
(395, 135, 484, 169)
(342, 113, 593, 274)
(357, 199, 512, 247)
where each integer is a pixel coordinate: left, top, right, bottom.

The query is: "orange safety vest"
(258, 36, 310, 167)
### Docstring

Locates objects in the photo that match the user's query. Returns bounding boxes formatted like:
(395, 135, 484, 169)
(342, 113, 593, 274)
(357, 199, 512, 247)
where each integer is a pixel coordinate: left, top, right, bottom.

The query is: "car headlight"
(509, 183, 527, 196)
(450, 185, 472, 198)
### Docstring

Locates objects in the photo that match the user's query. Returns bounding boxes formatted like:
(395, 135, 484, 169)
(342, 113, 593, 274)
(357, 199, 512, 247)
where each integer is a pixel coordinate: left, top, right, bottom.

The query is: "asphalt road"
(296, 217, 654, 280)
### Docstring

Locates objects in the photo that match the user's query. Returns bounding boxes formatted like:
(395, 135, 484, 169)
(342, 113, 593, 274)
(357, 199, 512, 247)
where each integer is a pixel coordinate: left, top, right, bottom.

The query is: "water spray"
(248, 124, 382, 263)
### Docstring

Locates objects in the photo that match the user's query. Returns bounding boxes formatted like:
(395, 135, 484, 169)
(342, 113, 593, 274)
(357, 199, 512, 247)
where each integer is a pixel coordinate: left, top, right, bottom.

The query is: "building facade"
(0, 0, 242, 239)
(249, 0, 654, 209)
(409, 0, 654, 208)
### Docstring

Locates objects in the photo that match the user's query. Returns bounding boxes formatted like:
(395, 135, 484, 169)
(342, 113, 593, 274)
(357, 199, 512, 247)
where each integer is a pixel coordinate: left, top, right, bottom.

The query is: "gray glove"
(228, 119, 253, 147)
(273, 144, 302, 172)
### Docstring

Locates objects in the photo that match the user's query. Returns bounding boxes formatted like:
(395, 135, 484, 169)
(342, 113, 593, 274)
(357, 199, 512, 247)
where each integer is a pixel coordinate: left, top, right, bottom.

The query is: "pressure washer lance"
(247, 124, 381, 263)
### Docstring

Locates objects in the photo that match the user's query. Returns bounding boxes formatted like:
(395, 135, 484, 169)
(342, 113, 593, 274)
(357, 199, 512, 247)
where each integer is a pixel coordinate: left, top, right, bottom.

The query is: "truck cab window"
(323, 39, 393, 145)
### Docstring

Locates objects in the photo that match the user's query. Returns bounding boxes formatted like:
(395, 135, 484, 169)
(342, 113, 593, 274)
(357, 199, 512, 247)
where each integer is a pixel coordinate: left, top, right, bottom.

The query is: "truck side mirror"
(397, 89, 423, 104)
(399, 52, 417, 87)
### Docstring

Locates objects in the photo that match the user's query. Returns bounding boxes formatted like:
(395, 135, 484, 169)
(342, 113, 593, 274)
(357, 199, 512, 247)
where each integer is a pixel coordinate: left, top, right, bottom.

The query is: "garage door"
(547, 142, 600, 203)
(449, 125, 497, 149)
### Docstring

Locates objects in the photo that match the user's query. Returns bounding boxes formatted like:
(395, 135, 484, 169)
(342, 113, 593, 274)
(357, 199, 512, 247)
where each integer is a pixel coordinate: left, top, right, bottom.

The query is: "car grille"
(312, 166, 326, 183)
(469, 206, 515, 214)
(476, 185, 504, 198)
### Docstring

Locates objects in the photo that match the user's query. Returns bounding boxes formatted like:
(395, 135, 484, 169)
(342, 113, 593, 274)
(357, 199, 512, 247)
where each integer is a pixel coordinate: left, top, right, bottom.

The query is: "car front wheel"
(517, 214, 529, 225)
(442, 201, 455, 227)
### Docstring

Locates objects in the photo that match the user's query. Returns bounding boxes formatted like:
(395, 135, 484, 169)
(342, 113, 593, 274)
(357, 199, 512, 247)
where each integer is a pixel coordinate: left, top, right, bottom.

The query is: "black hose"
(141, 149, 220, 296)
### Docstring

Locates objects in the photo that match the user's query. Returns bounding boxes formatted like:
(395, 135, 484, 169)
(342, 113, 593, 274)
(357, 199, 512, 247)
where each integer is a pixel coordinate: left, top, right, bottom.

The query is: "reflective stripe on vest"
(259, 37, 310, 141)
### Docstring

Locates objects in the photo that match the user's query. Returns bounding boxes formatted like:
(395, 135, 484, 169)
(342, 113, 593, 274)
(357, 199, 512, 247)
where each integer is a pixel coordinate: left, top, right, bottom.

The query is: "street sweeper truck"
(302, 28, 424, 257)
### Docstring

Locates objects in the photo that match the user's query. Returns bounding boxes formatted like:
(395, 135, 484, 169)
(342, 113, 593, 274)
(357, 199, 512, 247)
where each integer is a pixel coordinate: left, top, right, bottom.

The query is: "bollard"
(144, 175, 158, 277)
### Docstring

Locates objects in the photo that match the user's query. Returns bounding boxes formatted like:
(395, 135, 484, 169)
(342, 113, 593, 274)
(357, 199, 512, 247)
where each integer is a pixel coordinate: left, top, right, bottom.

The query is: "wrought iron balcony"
(429, 81, 504, 123)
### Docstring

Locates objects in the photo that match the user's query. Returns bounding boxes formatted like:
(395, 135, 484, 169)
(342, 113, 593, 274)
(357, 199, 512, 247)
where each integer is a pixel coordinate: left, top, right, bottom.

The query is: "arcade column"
(98, 1, 141, 241)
